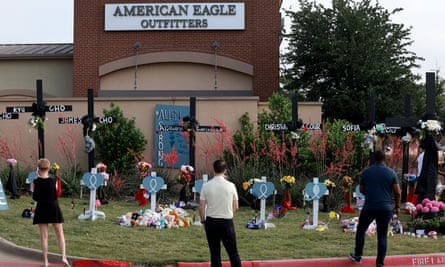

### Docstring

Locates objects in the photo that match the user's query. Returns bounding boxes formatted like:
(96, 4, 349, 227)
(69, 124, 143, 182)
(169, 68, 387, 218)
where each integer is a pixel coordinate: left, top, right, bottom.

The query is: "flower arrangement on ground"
(280, 175, 295, 189)
(177, 164, 194, 206)
(322, 179, 336, 212)
(407, 199, 445, 234)
(280, 175, 297, 210)
(413, 199, 445, 220)
(340, 175, 355, 213)
(135, 161, 152, 206)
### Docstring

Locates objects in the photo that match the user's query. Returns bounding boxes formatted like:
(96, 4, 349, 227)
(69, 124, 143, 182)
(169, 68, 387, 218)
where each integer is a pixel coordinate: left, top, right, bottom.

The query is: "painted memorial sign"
(154, 104, 189, 168)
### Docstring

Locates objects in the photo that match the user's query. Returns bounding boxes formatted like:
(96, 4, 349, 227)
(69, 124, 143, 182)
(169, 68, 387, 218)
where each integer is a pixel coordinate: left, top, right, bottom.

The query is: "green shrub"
(92, 103, 148, 175)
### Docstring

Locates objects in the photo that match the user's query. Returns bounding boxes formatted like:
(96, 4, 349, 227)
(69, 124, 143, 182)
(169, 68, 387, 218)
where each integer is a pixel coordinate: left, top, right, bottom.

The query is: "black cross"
(385, 72, 443, 202)
(57, 89, 114, 171)
(181, 97, 225, 184)
(5, 80, 72, 158)
(263, 95, 321, 132)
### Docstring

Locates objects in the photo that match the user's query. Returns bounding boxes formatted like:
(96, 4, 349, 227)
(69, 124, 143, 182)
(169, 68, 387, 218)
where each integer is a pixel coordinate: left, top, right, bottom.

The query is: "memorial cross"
(57, 89, 114, 170)
(78, 169, 106, 221)
(250, 176, 276, 229)
(5, 80, 72, 158)
(385, 72, 443, 202)
(141, 171, 166, 211)
(302, 177, 327, 230)
(0, 179, 9, 211)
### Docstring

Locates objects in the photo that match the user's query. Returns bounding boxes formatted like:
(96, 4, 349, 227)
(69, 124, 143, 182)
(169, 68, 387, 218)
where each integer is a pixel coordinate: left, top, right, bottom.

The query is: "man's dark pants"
(205, 217, 241, 267)
(355, 210, 393, 266)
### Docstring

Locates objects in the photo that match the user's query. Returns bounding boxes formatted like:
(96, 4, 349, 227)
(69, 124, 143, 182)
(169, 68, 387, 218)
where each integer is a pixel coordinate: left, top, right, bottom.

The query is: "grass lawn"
(0, 194, 443, 266)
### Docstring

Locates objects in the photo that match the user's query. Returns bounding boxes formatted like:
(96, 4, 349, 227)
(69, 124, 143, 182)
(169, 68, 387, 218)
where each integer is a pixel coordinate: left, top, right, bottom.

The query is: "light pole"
(212, 41, 220, 89)
(133, 41, 141, 90)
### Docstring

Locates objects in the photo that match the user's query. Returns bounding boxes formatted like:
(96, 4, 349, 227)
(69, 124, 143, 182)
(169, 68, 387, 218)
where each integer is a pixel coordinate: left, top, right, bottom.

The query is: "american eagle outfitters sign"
(105, 2, 245, 31)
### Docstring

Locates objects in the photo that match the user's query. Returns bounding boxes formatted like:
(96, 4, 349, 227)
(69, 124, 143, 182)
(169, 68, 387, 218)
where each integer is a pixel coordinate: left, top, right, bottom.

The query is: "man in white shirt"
(199, 160, 241, 267)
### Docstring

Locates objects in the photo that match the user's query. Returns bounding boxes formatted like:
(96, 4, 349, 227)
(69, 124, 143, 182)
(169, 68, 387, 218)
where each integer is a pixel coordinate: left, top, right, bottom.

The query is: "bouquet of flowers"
(324, 179, 336, 189)
(28, 115, 46, 130)
(96, 162, 109, 181)
(51, 163, 60, 172)
(413, 199, 445, 220)
(419, 119, 442, 139)
(137, 161, 152, 179)
(340, 175, 353, 193)
(6, 158, 17, 167)
(280, 175, 295, 190)
(177, 165, 194, 185)
(340, 175, 355, 213)
(242, 178, 262, 191)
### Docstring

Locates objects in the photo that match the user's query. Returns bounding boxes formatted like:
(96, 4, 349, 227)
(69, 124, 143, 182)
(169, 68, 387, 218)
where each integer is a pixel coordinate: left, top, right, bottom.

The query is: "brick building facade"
(73, 0, 282, 101)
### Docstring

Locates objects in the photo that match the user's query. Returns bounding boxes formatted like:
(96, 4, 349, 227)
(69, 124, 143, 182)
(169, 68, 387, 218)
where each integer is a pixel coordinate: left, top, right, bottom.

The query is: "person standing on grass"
(31, 158, 71, 267)
(349, 150, 401, 267)
(199, 159, 242, 267)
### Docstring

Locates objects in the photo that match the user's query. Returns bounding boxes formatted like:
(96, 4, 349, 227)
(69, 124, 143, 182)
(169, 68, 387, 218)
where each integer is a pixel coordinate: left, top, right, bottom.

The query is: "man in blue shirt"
(349, 150, 401, 267)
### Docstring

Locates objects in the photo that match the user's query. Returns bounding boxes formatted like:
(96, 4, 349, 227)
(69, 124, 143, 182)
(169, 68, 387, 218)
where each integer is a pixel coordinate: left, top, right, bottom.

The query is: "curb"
(175, 253, 445, 267)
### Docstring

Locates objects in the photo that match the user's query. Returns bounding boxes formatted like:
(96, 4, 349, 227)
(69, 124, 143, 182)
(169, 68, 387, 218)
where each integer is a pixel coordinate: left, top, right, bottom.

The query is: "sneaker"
(349, 253, 362, 264)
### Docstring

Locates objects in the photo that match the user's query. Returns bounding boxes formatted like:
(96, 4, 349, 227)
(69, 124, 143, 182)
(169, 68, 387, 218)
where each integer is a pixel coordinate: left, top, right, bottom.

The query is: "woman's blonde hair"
(37, 158, 51, 171)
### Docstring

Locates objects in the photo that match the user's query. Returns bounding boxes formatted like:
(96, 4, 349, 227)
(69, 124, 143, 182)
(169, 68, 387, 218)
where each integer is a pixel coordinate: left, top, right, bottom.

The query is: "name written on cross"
(6, 104, 73, 114)
(58, 116, 114, 125)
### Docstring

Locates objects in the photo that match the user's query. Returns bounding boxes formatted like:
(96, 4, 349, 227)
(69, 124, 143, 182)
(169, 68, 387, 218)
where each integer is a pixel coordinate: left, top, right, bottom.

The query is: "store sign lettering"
(105, 3, 245, 31)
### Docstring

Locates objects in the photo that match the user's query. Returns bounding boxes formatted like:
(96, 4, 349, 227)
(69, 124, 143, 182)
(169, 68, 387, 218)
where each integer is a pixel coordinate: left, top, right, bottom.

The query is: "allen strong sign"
(105, 2, 245, 31)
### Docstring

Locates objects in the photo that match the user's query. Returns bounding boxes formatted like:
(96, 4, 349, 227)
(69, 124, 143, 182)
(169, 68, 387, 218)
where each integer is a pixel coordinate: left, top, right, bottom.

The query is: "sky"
(0, 0, 443, 79)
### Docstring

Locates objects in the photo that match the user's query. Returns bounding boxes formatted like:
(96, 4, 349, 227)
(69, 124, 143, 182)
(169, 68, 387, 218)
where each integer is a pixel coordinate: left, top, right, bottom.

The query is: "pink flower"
(421, 198, 430, 205)
(431, 206, 439, 213)
(421, 206, 430, 213)
(416, 204, 423, 212)
(6, 158, 17, 167)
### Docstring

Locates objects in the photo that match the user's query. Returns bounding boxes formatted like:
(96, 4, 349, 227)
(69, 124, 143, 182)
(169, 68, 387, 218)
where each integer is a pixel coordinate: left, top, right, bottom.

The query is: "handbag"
(56, 176, 62, 197)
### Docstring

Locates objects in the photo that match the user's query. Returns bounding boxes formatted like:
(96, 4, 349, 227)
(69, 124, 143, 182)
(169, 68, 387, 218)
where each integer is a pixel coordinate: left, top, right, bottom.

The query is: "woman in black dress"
(31, 158, 70, 267)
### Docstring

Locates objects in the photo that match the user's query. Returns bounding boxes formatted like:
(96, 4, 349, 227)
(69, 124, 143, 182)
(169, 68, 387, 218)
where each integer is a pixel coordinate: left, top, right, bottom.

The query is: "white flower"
(425, 120, 442, 133)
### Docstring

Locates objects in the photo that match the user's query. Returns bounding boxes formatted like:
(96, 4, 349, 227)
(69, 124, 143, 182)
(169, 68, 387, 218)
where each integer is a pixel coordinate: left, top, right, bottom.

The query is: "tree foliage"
(92, 103, 147, 175)
(281, 0, 423, 123)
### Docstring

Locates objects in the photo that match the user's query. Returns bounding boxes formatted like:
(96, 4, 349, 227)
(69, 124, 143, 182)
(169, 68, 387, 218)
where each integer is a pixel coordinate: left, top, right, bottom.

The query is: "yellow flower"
(329, 211, 337, 220)
(52, 163, 60, 170)
(280, 175, 295, 185)
(324, 179, 336, 188)
(242, 181, 251, 191)
(242, 178, 262, 191)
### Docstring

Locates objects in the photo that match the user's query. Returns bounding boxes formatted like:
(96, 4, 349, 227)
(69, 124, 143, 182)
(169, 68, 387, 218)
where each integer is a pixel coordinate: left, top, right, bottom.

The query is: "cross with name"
(264, 95, 321, 132)
(5, 80, 72, 158)
(57, 88, 114, 170)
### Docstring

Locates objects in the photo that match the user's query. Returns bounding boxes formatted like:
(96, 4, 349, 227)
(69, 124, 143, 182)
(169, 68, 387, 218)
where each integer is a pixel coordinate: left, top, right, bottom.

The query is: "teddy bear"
(118, 212, 132, 227)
